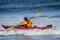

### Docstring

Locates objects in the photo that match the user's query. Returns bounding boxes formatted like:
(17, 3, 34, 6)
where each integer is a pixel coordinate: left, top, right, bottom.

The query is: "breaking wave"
(0, 28, 60, 36)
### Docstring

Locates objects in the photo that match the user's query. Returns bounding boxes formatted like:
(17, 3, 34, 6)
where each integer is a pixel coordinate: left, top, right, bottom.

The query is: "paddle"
(7, 13, 41, 30)
(7, 26, 15, 30)
(30, 13, 41, 19)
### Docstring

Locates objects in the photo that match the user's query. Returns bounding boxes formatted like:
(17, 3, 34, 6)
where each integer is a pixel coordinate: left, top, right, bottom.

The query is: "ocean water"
(0, 0, 60, 40)
(0, 35, 60, 40)
(0, 15, 60, 40)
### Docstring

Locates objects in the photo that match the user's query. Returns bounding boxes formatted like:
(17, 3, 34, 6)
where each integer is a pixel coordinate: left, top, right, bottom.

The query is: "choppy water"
(0, 35, 60, 40)
(0, 0, 60, 40)
(0, 17, 60, 36)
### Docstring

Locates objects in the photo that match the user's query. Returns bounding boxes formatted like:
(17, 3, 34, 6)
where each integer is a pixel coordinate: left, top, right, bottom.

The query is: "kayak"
(1, 25, 52, 30)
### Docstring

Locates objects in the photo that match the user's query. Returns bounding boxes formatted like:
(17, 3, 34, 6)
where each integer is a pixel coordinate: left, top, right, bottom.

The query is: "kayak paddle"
(7, 13, 41, 30)
(7, 26, 15, 30)
(30, 13, 41, 19)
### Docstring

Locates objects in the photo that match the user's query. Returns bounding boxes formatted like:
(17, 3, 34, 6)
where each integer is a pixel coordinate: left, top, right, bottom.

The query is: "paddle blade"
(7, 26, 15, 30)
(34, 13, 41, 18)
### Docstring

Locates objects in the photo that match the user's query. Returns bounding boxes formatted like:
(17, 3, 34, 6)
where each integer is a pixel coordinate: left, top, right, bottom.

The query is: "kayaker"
(17, 17, 33, 28)
(2, 13, 40, 30)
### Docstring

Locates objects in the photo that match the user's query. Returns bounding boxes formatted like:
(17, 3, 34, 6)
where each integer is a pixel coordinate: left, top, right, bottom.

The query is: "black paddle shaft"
(29, 17, 34, 19)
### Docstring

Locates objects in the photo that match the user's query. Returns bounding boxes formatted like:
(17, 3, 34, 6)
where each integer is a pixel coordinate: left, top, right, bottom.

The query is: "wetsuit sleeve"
(18, 21, 27, 26)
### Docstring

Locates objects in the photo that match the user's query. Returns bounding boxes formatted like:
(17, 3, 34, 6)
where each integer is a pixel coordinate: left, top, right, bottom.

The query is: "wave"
(0, 16, 60, 36)
(0, 0, 60, 13)
(41, 14, 60, 18)
(49, 15, 60, 18)
(0, 5, 60, 14)
(0, 0, 60, 5)
(0, 4, 60, 10)
(0, 28, 60, 36)
(0, 0, 60, 10)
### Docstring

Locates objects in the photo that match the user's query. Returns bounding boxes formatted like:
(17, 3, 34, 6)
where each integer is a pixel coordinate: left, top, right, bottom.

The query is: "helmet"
(24, 17, 28, 21)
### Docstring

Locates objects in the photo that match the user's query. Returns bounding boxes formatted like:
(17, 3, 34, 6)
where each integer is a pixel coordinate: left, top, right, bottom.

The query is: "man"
(17, 17, 33, 28)
(7, 17, 33, 30)
(2, 13, 41, 30)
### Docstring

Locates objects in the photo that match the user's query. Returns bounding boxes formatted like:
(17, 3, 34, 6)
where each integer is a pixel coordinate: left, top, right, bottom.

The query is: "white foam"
(0, 28, 60, 36)
(0, 31, 7, 36)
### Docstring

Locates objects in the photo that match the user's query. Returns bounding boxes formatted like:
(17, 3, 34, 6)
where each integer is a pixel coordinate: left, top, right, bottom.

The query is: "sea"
(0, 0, 60, 40)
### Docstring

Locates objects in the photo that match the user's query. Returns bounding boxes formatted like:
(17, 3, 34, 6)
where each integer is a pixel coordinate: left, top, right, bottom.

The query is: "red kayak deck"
(1, 25, 52, 30)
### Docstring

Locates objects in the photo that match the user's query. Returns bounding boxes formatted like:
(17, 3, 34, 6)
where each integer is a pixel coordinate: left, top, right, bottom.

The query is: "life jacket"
(18, 20, 32, 28)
